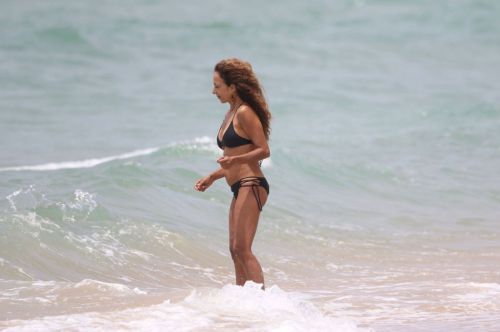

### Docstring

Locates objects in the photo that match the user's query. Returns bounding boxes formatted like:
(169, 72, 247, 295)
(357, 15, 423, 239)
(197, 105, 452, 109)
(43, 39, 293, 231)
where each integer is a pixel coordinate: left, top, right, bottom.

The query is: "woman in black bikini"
(194, 58, 271, 288)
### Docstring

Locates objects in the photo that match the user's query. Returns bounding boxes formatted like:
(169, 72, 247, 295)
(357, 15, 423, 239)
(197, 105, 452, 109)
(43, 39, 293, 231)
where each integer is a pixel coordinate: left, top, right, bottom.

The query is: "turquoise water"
(1, 1, 500, 331)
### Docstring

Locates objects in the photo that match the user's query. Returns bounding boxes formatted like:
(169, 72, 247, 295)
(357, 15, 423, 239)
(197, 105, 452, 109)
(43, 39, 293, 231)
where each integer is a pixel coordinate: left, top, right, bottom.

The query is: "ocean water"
(1, 0, 500, 331)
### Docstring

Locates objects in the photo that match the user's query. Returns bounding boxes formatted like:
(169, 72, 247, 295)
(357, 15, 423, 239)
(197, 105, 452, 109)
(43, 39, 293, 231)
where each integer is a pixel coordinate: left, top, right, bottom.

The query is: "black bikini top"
(217, 109, 252, 149)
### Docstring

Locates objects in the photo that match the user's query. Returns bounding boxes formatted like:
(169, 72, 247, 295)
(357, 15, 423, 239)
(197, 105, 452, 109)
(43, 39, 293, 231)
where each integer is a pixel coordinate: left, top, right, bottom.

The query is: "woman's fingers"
(195, 177, 210, 192)
(194, 179, 204, 191)
(217, 156, 231, 168)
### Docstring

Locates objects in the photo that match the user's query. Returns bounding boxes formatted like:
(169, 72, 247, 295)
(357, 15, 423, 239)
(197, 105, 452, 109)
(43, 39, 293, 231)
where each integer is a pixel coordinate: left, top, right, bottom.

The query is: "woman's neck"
(229, 97, 243, 112)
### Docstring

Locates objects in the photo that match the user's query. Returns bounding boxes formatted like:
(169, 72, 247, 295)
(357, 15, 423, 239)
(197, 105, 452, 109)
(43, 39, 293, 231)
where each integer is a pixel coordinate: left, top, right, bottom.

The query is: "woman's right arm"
(194, 167, 224, 192)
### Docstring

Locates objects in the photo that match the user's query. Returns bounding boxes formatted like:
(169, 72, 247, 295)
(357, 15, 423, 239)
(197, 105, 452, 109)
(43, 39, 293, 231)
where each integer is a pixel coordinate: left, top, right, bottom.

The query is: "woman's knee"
(230, 243, 253, 261)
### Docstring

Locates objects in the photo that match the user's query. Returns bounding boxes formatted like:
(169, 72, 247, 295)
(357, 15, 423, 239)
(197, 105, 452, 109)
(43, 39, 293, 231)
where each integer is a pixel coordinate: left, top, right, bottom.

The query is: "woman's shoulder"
(237, 104, 258, 120)
(236, 105, 261, 130)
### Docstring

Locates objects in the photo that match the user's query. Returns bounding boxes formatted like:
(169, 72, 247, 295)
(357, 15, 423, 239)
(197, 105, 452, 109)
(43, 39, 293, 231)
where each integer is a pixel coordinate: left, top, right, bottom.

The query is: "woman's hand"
(217, 156, 237, 169)
(194, 175, 214, 192)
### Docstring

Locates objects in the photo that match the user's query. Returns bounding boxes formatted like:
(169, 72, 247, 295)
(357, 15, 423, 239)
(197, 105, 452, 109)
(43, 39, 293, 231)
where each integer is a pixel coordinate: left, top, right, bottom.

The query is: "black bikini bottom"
(230, 176, 269, 211)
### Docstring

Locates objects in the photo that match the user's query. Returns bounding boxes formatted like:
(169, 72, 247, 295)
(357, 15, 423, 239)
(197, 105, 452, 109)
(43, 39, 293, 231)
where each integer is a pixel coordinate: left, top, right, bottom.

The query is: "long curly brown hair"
(214, 58, 271, 140)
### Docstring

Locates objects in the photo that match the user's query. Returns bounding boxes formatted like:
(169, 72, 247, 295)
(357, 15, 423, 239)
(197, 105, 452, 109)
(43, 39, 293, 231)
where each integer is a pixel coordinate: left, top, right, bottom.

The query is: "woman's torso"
(217, 109, 264, 185)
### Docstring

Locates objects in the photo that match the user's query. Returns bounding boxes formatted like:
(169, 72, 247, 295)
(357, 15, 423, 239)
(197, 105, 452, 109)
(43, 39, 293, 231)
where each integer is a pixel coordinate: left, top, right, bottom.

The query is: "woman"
(194, 58, 271, 289)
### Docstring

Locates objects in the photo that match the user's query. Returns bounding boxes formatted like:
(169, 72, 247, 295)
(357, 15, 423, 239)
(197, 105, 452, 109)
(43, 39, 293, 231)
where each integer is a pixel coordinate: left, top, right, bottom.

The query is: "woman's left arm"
(235, 107, 270, 162)
(235, 108, 270, 163)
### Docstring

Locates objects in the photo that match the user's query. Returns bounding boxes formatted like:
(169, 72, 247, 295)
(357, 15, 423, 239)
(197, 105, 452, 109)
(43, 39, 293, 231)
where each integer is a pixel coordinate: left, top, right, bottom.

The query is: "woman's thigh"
(228, 198, 236, 245)
(231, 186, 268, 249)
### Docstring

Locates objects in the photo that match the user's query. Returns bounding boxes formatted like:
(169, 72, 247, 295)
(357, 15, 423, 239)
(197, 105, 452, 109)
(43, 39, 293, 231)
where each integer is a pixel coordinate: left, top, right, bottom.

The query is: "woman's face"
(212, 71, 234, 103)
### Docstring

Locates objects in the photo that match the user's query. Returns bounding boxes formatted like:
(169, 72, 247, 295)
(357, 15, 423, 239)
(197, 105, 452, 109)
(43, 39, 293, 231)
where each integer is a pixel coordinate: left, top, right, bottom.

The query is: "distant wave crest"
(0, 148, 160, 172)
(0, 136, 275, 172)
(0, 137, 218, 172)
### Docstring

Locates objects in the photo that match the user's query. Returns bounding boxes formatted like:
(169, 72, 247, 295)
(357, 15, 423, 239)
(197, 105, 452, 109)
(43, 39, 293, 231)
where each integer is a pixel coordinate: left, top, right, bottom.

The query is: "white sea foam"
(71, 279, 148, 296)
(68, 190, 97, 211)
(447, 282, 500, 303)
(5, 185, 39, 211)
(1, 282, 371, 332)
(0, 279, 149, 314)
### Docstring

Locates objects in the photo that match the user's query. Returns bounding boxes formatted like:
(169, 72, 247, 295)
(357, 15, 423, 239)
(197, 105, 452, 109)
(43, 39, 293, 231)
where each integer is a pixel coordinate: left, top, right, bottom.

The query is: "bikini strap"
(238, 177, 264, 211)
(219, 105, 242, 139)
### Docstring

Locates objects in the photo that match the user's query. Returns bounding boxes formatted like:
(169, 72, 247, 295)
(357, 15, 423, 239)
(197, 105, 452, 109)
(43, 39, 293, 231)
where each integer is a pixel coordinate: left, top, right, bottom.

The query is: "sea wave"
(0, 136, 274, 172)
(0, 137, 213, 172)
